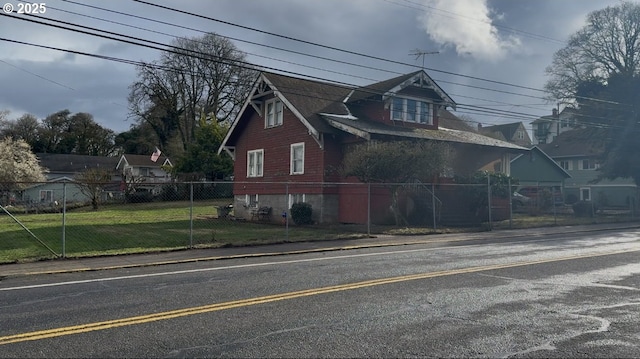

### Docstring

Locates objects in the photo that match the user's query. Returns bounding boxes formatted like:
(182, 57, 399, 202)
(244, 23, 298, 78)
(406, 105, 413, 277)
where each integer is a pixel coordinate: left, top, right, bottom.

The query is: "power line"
(129, 0, 550, 95)
(0, 59, 75, 90)
(2, 7, 628, 130)
(1, 11, 550, 106)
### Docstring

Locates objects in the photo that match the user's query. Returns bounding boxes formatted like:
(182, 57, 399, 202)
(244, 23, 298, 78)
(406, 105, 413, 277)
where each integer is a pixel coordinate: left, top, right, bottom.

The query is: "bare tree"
(75, 168, 113, 210)
(545, 1, 640, 101)
(128, 33, 257, 154)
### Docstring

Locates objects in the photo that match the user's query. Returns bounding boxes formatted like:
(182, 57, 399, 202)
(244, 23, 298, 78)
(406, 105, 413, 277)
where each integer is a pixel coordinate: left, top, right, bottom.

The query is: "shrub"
(565, 193, 578, 205)
(126, 191, 154, 203)
(572, 200, 597, 217)
(290, 202, 313, 225)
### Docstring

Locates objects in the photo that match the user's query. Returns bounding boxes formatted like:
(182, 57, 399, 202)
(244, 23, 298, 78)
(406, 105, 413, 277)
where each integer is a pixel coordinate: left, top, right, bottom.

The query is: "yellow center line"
(2, 248, 638, 345)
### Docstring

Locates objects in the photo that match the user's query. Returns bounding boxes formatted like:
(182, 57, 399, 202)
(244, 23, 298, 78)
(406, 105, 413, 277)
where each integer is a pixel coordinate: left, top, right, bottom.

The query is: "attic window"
(265, 98, 283, 128)
(391, 97, 432, 125)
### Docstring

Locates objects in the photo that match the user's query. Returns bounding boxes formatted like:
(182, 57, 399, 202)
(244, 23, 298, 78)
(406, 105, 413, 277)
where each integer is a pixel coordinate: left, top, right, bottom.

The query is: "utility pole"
(409, 49, 439, 69)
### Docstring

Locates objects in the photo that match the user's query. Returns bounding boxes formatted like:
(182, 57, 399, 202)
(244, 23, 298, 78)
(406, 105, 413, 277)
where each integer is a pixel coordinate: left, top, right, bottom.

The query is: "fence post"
(487, 173, 492, 230)
(553, 183, 557, 225)
(189, 182, 193, 249)
(432, 183, 437, 230)
(62, 181, 67, 258)
(367, 183, 371, 237)
(508, 178, 512, 229)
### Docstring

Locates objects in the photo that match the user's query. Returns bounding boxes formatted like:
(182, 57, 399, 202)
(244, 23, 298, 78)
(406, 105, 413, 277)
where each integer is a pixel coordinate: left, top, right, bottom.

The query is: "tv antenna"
(409, 49, 439, 69)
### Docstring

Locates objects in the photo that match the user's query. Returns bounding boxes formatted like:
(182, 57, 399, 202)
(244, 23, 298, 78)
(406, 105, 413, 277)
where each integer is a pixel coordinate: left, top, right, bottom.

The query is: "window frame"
(245, 194, 259, 208)
(390, 97, 432, 125)
(288, 193, 306, 209)
(559, 160, 572, 171)
(290, 142, 305, 175)
(247, 149, 264, 178)
(40, 190, 53, 202)
(581, 159, 598, 170)
(265, 98, 283, 128)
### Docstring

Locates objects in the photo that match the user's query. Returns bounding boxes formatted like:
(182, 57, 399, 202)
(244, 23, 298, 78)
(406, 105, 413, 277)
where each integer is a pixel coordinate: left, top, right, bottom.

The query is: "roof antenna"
(409, 49, 439, 69)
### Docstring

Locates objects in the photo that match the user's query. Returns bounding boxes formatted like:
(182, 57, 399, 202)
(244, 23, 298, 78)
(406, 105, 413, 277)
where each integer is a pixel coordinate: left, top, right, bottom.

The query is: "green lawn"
(0, 200, 368, 264)
(2, 201, 638, 264)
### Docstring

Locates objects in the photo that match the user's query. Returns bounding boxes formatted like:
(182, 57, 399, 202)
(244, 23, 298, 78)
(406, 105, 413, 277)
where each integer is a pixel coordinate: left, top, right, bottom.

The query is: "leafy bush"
(565, 193, 578, 205)
(291, 202, 313, 225)
(160, 185, 178, 202)
(572, 200, 597, 217)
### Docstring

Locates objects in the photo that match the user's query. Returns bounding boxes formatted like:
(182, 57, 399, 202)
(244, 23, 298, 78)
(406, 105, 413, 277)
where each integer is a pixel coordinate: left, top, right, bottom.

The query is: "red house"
(219, 70, 526, 224)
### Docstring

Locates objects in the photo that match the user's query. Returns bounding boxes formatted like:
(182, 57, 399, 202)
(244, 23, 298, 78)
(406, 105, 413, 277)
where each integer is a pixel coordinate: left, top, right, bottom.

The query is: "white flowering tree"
(0, 137, 47, 197)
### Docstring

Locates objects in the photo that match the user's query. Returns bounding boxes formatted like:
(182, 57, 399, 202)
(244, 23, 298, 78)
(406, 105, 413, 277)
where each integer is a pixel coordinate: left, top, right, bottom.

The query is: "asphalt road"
(2, 227, 640, 358)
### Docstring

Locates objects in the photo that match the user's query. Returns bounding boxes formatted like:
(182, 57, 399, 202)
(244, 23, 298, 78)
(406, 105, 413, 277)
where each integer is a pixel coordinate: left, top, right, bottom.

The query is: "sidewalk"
(2, 222, 639, 278)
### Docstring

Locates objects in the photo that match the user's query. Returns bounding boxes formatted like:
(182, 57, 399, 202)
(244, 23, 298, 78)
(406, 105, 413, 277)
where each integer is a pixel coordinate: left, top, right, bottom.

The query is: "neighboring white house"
(531, 107, 578, 145)
(116, 154, 173, 195)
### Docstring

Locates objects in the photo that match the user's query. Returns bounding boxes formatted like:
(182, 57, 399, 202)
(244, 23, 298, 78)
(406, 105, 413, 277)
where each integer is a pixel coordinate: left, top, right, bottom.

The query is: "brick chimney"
(552, 108, 558, 117)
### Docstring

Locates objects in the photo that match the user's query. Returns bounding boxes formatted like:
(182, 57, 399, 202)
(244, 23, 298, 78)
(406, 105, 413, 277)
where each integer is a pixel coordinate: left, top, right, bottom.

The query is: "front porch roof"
(321, 114, 528, 151)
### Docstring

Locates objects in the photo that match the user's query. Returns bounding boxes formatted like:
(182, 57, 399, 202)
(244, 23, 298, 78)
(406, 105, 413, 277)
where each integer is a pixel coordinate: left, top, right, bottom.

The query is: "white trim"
(580, 187, 591, 201)
(261, 75, 322, 147)
(247, 149, 264, 178)
(218, 73, 262, 155)
(265, 98, 283, 128)
(290, 142, 305, 175)
(288, 193, 306, 209)
(245, 193, 259, 208)
(390, 97, 433, 125)
(383, 71, 456, 110)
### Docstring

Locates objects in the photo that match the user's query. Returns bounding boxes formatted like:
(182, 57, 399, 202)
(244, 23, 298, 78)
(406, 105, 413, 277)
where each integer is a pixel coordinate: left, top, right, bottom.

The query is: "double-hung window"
(559, 160, 572, 171)
(290, 142, 304, 175)
(247, 149, 264, 177)
(265, 99, 283, 127)
(391, 97, 432, 125)
(582, 159, 598, 170)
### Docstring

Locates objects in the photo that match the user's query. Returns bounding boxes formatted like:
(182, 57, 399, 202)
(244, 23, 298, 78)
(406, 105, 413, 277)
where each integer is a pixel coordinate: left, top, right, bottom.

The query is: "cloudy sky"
(0, 0, 620, 133)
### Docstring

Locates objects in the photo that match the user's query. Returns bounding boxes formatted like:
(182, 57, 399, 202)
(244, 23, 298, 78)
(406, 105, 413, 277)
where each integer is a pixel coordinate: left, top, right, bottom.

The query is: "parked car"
(511, 191, 531, 209)
(517, 186, 564, 206)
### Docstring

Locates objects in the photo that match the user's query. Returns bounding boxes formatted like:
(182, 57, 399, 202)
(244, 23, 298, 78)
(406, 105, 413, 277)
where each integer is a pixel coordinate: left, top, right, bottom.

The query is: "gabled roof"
(116, 154, 172, 169)
(220, 71, 521, 154)
(480, 122, 523, 140)
(538, 128, 605, 158)
(347, 70, 456, 109)
(511, 146, 571, 179)
(37, 153, 119, 173)
(220, 72, 352, 152)
(438, 109, 477, 132)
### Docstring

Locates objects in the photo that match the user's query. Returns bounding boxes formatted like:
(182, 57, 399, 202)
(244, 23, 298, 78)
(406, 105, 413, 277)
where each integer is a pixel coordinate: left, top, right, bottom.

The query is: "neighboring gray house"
(479, 122, 532, 148)
(511, 146, 571, 187)
(23, 153, 120, 205)
(531, 107, 578, 145)
(539, 129, 636, 207)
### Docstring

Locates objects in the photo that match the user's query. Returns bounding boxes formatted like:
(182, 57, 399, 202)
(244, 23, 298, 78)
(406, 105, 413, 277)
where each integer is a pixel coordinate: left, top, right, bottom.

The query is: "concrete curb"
(2, 222, 639, 278)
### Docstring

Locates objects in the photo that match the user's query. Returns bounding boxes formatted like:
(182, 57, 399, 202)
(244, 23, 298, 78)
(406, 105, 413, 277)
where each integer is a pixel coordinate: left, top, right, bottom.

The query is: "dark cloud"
(0, 0, 623, 133)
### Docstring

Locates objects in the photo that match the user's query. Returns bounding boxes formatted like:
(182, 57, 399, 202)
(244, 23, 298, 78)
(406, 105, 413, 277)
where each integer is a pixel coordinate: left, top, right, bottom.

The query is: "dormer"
(345, 70, 456, 128)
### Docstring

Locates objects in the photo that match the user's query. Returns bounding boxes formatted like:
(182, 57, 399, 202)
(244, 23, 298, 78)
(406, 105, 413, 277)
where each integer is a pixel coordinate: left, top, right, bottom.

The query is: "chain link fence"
(1, 178, 638, 263)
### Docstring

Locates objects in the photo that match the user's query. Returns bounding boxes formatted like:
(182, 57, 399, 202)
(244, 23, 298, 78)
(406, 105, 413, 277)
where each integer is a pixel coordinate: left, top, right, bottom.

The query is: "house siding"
(232, 99, 341, 223)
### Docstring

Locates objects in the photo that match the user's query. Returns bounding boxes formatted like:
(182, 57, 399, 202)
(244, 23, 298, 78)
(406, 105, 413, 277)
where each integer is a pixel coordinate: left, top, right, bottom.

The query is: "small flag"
(151, 147, 161, 162)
